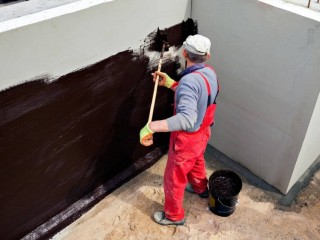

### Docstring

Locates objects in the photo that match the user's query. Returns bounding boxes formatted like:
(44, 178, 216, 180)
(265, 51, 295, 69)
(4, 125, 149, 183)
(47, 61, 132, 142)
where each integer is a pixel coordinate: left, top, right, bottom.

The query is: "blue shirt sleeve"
(165, 66, 218, 132)
(166, 75, 201, 131)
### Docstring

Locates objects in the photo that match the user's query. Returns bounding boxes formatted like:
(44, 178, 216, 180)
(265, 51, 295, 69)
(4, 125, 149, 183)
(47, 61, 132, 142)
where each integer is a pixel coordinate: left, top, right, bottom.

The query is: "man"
(139, 34, 219, 225)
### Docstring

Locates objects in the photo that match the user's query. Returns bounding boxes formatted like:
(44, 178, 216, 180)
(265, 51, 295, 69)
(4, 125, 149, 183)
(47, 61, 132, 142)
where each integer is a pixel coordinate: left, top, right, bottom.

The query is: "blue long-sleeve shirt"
(166, 64, 218, 132)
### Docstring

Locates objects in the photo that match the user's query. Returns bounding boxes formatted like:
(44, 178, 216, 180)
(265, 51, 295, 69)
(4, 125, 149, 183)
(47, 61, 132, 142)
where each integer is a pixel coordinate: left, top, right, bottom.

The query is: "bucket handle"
(217, 198, 239, 209)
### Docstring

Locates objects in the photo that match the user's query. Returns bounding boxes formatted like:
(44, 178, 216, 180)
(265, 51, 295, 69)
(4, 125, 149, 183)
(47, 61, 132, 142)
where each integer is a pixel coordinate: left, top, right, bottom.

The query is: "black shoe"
(185, 183, 209, 198)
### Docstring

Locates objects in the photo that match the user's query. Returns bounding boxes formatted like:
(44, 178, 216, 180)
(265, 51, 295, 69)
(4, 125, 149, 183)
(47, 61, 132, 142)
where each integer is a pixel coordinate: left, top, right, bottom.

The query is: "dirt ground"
(52, 153, 320, 240)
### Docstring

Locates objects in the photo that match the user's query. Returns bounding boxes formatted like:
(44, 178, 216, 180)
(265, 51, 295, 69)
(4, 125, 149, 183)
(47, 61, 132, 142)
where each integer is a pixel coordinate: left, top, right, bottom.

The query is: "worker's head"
(183, 34, 211, 63)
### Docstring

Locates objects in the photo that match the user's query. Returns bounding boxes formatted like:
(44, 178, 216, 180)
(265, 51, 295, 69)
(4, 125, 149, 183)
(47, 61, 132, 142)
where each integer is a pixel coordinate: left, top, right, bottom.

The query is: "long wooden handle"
(148, 58, 163, 123)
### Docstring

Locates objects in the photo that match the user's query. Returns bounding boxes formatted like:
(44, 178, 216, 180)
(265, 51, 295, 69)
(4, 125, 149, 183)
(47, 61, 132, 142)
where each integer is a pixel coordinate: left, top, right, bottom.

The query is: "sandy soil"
(52, 155, 320, 240)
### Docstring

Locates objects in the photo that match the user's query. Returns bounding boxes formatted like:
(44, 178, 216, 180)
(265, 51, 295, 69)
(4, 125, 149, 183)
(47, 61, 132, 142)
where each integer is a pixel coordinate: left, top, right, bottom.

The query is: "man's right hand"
(152, 71, 176, 89)
(139, 123, 154, 146)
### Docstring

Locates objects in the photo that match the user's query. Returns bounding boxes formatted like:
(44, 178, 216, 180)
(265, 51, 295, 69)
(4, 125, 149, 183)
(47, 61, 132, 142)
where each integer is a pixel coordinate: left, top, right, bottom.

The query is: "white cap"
(183, 34, 211, 56)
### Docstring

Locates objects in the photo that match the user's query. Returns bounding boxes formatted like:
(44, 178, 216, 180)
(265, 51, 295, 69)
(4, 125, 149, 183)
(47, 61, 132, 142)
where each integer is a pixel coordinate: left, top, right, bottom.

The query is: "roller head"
(163, 42, 170, 52)
(149, 28, 169, 53)
(146, 18, 198, 52)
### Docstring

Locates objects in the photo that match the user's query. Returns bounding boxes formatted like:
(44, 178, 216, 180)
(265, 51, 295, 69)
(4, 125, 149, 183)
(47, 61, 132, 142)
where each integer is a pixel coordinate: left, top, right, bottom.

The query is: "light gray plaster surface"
(0, 0, 80, 22)
(193, 0, 320, 193)
(0, 0, 191, 90)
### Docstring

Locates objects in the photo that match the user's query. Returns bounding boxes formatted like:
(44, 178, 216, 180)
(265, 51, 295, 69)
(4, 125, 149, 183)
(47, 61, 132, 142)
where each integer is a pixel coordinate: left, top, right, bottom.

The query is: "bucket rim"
(209, 169, 242, 198)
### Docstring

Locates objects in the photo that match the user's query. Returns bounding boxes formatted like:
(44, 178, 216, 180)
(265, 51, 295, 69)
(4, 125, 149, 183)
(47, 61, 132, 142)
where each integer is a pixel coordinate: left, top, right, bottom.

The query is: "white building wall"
(193, 0, 320, 193)
(0, 0, 191, 91)
(1, 0, 319, 195)
(289, 92, 320, 191)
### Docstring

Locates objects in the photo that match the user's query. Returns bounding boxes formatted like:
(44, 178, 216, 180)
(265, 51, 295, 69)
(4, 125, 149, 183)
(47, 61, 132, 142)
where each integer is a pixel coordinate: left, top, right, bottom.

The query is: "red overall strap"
(205, 64, 220, 93)
(205, 64, 217, 74)
(193, 70, 217, 128)
(173, 66, 219, 125)
(193, 71, 211, 107)
(194, 72, 210, 95)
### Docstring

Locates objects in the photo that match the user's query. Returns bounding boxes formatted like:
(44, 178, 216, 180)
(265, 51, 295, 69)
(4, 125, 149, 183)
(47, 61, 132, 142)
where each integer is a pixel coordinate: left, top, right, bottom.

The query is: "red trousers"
(163, 126, 211, 221)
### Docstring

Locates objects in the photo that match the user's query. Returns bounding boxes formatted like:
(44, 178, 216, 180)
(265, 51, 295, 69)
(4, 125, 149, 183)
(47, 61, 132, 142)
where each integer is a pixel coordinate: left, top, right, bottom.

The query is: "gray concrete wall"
(192, 0, 320, 193)
(290, 92, 320, 191)
(0, 0, 191, 90)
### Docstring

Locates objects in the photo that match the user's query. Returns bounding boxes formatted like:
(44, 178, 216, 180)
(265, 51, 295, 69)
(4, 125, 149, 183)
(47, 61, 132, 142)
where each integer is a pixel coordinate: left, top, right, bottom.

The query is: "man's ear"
(205, 53, 211, 61)
(182, 49, 188, 59)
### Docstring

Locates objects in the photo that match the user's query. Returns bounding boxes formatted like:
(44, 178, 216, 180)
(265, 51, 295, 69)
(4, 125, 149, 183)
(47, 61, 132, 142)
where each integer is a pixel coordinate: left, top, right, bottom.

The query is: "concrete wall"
(0, 0, 191, 239)
(193, 0, 320, 193)
(290, 92, 320, 190)
(0, 0, 190, 90)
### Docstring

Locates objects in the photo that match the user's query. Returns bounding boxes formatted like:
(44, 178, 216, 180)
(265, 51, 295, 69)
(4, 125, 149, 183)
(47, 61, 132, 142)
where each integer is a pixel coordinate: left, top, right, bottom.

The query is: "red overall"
(164, 67, 219, 221)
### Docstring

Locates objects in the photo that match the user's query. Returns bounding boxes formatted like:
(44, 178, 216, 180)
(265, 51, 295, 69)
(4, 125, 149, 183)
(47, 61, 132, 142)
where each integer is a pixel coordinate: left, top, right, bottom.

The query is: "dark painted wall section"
(0, 51, 173, 239)
(0, 0, 21, 4)
(0, 19, 197, 240)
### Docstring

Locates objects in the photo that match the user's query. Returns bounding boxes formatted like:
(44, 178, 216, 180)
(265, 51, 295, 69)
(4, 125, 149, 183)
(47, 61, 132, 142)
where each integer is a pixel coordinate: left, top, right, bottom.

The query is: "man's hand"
(139, 123, 154, 146)
(152, 71, 176, 89)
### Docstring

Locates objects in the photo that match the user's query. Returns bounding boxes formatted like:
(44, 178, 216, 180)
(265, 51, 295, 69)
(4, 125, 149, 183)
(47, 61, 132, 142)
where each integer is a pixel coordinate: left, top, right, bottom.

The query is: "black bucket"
(208, 169, 242, 217)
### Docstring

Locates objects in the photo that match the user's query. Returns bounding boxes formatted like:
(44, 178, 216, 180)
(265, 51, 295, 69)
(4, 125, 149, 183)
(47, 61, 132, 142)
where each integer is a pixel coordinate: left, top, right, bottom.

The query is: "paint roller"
(147, 19, 198, 123)
(148, 30, 169, 123)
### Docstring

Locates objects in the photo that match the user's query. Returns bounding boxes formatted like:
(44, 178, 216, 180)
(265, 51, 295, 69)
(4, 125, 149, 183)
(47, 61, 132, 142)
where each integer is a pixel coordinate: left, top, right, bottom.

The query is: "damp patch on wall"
(0, 19, 198, 240)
